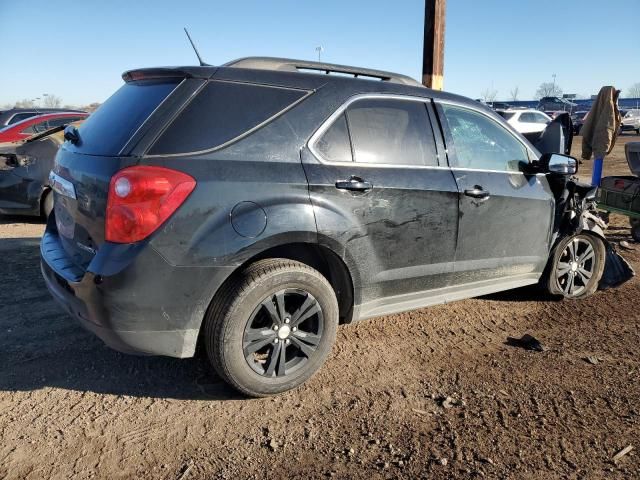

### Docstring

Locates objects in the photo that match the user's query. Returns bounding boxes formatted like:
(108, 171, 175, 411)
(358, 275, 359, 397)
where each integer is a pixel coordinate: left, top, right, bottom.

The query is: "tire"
(42, 190, 54, 218)
(543, 233, 606, 299)
(204, 259, 339, 397)
(631, 218, 640, 242)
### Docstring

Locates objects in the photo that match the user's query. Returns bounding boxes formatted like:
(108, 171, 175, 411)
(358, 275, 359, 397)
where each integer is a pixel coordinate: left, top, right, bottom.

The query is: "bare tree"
(43, 94, 62, 108)
(535, 82, 563, 99)
(509, 86, 519, 102)
(13, 99, 37, 108)
(627, 83, 640, 98)
(480, 87, 498, 103)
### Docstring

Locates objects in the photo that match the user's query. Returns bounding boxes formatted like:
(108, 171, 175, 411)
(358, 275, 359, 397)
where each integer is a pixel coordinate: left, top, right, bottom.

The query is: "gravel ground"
(0, 136, 638, 479)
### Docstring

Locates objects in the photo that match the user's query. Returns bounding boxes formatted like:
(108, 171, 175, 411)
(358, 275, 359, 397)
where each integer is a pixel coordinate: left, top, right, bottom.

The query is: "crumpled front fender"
(578, 211, 606, 239)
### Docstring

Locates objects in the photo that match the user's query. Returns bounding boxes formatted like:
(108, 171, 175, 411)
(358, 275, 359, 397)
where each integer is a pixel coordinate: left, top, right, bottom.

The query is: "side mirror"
(546, 153, 578, 175)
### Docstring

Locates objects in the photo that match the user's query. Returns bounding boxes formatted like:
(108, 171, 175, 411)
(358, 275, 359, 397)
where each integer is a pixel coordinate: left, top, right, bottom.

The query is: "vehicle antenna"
(184, 28, 208, 66)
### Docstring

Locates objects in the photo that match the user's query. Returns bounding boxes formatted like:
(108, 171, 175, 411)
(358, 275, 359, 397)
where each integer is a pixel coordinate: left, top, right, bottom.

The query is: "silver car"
(622, 109, 640, 134)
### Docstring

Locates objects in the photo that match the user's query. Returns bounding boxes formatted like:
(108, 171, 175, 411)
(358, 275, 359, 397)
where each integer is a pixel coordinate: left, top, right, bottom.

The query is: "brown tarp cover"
(581, 86, 621, 159)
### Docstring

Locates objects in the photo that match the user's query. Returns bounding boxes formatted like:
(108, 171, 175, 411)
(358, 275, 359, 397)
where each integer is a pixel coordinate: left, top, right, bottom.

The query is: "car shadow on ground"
(0, 214, 45, 225)
(480, 284, 563, 303)
(0, 236, 242, 401)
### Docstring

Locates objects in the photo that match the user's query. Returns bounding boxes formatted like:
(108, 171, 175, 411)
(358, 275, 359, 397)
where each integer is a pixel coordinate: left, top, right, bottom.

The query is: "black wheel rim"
(555, 237, 596, 297)
(243, 288, 324, 378)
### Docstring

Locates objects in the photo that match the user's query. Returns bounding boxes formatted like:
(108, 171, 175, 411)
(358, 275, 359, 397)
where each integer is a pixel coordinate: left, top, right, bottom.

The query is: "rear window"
(148, 81, 308, 155)
(71, 79, 178, 156)
(9, 112, 37, 124)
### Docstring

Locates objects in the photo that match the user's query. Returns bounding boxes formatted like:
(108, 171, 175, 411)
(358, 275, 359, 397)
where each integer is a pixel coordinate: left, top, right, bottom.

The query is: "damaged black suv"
(41, 57, 606, 396)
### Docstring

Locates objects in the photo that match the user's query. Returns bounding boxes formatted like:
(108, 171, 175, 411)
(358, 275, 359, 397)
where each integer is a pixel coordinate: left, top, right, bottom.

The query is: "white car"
(497, 109, 552, 134)
(621, 109, 640, 134)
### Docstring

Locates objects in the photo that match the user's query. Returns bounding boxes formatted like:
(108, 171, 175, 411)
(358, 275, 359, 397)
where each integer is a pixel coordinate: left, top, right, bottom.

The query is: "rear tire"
(543, 233, 606, 299)
(42, 190, 54, 218)
(204, 259, 339, 397)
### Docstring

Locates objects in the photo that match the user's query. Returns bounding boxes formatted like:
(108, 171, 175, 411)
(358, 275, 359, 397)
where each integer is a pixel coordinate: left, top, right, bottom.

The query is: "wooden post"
(422, 0, 446, 90)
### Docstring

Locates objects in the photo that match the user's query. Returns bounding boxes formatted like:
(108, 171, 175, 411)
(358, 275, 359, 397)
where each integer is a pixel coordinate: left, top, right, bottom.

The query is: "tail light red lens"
(106, 166, 196, 243)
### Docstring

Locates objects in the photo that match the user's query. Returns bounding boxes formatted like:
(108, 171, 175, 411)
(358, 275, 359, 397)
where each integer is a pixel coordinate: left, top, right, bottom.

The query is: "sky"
(1, 0, 639, 106)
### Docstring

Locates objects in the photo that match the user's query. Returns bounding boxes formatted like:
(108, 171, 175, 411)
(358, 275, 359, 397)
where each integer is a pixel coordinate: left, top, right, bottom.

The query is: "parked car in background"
(487, 101, 512, 110)
(0, 108, 85, 128)
(0, 112, 88, 143)
(0, 121, 84, 218)
(571, 110, 589, 135)
(497, 108, 552, 134)
(537, 96, 577, 113)
(41, 57, 603, 397)
(621, 109, 640, 134)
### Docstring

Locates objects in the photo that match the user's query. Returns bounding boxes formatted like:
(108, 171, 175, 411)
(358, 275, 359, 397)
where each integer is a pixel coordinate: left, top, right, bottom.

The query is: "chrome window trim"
(307, 93, 444, 168)
(436, 99, 539, 161)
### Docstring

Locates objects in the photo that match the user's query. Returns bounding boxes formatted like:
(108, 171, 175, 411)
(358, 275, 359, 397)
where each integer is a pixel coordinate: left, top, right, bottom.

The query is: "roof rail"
(223, 57, 423, 87)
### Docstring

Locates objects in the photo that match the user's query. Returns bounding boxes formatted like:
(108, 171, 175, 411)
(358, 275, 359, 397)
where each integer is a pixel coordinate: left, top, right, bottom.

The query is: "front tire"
(204, 259, 339, 397)
(544, 233, 606, 299)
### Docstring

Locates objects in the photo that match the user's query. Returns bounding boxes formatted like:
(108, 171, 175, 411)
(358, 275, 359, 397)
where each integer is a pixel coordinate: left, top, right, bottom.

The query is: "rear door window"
(69, 79, 179, 156)
(345, 98, 437, 166)
(148, 81, 308, 155)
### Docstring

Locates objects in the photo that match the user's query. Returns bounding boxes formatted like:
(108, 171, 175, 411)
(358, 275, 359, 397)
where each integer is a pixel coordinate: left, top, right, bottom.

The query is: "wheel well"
(247, 243, 355, 324)
(194, 242, 355, 359)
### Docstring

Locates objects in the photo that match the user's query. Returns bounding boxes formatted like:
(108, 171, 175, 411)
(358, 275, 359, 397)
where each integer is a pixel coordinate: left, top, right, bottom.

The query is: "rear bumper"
(40, 229, 233, 358)
(621, 124, 639, 131)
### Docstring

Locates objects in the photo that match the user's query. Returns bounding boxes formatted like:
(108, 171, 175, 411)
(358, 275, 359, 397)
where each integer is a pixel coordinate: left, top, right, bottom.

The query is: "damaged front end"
(548, 176, 635, 290)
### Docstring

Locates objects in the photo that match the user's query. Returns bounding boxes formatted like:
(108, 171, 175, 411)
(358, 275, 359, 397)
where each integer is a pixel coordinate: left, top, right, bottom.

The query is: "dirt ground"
(0, 135, 639, 479)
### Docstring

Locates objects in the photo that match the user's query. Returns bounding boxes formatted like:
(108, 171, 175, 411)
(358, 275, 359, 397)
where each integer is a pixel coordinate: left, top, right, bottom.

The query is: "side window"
(48, 117, 71, 128)
(32, 120, 49, 133)
(533, 113, 550, 124)
(345, 98, 437, 166)
(315, 113, 353, 162)
(519, 112, 535, 123)
(441, 104, 528, 172)
(149, 81, 308, 155)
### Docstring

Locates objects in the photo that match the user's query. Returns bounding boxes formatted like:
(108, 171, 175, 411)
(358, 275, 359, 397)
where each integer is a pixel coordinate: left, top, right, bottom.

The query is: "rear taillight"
(105, 166, 196, 243)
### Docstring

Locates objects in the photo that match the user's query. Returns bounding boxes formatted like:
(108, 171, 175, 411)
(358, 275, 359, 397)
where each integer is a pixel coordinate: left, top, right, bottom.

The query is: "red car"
(0, 112, 88, 143)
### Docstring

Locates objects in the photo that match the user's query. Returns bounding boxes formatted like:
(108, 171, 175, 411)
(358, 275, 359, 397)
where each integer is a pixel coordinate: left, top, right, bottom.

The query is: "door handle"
(464, 186, 490, 199)
(335, 176, 373, 192)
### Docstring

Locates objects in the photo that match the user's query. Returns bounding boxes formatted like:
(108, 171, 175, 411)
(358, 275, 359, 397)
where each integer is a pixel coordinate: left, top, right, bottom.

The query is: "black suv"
(41, 58, 604, 396)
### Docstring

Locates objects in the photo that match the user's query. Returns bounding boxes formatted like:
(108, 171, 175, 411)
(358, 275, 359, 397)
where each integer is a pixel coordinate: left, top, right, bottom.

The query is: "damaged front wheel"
(544, 233, 606, 299)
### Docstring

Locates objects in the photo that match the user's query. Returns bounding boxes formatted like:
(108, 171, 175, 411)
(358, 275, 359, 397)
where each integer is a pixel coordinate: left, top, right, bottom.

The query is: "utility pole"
(422, 0, 446, 90)
(315, 46, 324, 63)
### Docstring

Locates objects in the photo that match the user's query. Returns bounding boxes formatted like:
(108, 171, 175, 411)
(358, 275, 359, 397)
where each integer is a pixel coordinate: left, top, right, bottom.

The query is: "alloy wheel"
(243, 289, 324, 378)
(555, 237, 596, 297)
